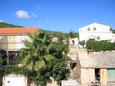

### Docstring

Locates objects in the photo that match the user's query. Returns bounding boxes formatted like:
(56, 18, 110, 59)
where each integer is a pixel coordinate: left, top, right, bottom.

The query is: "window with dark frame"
(94, 27, 96, 31)
(88, 27, 90, 31)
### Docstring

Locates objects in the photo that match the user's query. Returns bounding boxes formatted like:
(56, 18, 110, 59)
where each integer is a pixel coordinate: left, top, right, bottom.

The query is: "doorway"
(72, 40, 75, 45)
(95, 69, 100, 81)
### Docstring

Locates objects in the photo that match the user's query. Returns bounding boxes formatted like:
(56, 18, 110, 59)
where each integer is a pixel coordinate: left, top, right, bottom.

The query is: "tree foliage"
(0, 57, 3, 65)
(69, 31, 79, 38)
(79, 40, 85, 47)
(112, 30, 115, 34)
(0, 65, 29, 75)
(86, 39, 115, 52)
(19, 31, 69, 86)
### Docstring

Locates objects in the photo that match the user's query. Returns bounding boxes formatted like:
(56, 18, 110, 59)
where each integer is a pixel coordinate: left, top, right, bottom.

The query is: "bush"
(0, 65, 29, 75)
(86, 39, 115, 52)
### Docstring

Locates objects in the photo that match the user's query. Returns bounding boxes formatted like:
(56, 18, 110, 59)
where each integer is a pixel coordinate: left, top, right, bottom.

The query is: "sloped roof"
(91, 52, 115, 68)
(78, 51, 97, 68)
(79, 52, 115, 68)
(0, 27, 38, 34)
(79, 22, 111, 32)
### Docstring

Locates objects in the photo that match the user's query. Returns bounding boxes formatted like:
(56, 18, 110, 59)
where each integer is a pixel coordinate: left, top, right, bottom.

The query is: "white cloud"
(16, 10, 30, 18)
(0, 19, 4, 22)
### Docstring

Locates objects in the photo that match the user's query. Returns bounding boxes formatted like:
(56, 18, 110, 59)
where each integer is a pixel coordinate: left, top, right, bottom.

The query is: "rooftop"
(79, 22, 111, 31)
(0, 27, 38, 35)
(91, 52, 115, 68)
(79, 51, 115, 68)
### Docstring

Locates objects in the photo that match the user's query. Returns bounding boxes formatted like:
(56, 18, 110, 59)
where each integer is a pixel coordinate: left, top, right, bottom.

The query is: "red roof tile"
(0, 28, 39, 34)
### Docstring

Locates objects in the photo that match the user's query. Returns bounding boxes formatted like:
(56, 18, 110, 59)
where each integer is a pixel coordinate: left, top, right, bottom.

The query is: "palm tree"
(20, 32, 54, 71)
(19, 31, 69, 86)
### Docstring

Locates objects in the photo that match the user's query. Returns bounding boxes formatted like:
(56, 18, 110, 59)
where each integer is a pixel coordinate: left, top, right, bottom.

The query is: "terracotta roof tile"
(0, 27, 39, 34)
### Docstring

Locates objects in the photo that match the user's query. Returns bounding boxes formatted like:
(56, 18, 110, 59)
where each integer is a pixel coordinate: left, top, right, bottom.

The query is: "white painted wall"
(69, 38, 79, 46)
(80, 69, 95, 85)
(61, 79, 78, 86)
(15, 35, 30, 50)
(0, 34, 30, 51)
(79, 23, 114, 42)
(3, 74, 27, 86)
(52, 37, 58, 42)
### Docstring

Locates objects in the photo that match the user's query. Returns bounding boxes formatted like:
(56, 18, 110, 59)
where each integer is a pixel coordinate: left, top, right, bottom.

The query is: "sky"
(0, 0, 115, 32)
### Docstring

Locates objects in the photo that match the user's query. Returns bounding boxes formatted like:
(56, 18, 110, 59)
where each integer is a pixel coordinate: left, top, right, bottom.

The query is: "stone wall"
(80, 69, 95, 86)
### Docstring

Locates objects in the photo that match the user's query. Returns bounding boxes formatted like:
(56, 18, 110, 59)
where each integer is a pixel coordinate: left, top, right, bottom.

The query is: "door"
(108, 69, 115, 80)
(108, 69, 115, 86)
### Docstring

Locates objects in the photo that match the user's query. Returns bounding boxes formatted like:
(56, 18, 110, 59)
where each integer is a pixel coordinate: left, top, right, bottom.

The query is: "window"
(8, 36, 12, 39)
(70, 62, 77, 70)
(110, 27, 112, 31)
(94, 27, 96, 30)
(97, 36, 100, 40)
(72, 40, 75, 45)
(8, 36, 15, 39)
(88, 27, 90, 31)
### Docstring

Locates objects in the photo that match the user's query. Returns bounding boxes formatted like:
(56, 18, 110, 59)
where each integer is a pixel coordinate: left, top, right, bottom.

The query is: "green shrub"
(0, 65, 29, 75)
(86, 39, 115, 52)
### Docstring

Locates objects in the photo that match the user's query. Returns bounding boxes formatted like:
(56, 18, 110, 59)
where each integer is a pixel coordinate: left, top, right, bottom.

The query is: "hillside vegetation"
(0, 22, 23, 28)
(41, 29, 78, 39)
(0, 22, 79, 38)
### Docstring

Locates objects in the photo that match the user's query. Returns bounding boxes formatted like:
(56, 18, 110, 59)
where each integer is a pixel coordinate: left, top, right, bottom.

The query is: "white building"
(0, 27, 38, 51)
(0, 28, 38, 65)
(79, 23, 115, 42)
(69, 38, 79, 46)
